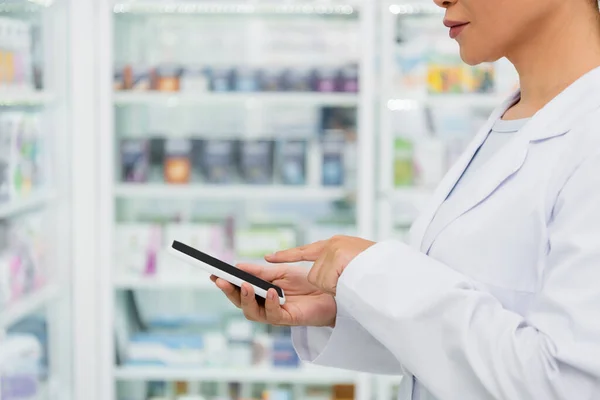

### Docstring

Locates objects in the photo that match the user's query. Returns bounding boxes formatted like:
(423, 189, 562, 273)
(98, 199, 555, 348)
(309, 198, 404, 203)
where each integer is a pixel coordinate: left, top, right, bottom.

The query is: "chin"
(459, 46, 502, 66)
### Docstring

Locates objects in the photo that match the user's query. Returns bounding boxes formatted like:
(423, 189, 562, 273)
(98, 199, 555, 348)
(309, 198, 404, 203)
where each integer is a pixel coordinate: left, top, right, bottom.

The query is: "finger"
(210, 275, 218, 283)
(264, 288, 286, 325)
(215, 278, 242, 308)
(240, 283, 265, 322)
(265, 241, 327, 264)
(235, 263, 283, 282)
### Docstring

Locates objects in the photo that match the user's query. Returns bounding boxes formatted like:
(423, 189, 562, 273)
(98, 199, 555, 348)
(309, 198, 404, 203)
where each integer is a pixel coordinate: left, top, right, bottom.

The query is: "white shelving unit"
(112, 1, 359, 15)
(114, 275, 216, 290)
(114, 366, 359, 385)
(114, 92, 359, 107)
(0, 284, 59, 328)
(0, 1, 73, 399)
(0, 191, 56, 219)
(115, 184, 349, 201)
(0, 90, 55, 107)
(97, 1, 378, 400)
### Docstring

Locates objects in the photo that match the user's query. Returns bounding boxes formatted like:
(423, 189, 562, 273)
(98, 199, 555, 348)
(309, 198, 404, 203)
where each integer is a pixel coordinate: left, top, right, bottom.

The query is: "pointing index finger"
(265, 240, 327, 263)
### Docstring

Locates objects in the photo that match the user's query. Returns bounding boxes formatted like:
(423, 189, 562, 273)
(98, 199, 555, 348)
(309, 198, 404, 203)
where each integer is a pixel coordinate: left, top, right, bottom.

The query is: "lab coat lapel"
(415, 65, 600, 254)
(408, 93, 518, 250)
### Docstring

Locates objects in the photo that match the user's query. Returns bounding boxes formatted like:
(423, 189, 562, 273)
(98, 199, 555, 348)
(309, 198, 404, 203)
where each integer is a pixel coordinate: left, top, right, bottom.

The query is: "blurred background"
(0, 1, 518, 400)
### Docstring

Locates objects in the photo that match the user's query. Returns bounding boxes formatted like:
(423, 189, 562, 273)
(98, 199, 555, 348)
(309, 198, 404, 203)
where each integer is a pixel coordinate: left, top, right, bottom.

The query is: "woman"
(212, 0, 600, 398)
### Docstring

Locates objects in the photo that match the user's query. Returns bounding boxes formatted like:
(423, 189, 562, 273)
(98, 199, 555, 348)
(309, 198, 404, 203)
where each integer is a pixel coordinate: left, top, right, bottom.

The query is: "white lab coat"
(292, 66, 600, 400)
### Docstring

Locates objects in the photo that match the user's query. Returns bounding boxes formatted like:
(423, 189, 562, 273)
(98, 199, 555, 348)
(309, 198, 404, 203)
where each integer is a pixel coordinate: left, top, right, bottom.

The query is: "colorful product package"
(123, 65, 152, 91)
(314, 67, 337, 92)
(465, 63, 495, 93)
(120, 139, 149, 183)
(114, 224, 161, 277)
(393, 137, 414, 187)
(272, 337, 300, 368)
(155, 64, 182, 92)
(164, 139, 192, 184)
(336, 64, 359, 93)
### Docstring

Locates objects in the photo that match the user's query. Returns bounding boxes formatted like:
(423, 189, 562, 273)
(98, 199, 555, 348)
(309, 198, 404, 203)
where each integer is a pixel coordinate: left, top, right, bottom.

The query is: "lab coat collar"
(410, 65, 600, 252)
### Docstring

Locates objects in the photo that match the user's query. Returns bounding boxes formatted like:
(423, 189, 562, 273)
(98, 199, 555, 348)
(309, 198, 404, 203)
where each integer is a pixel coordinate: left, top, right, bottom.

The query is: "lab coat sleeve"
(291, 303, 404, 374)
(336, 153, 600, 400)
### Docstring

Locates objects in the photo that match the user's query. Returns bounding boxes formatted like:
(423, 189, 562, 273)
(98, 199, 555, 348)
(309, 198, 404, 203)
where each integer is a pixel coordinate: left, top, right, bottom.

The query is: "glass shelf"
(113, 2, 357, 16)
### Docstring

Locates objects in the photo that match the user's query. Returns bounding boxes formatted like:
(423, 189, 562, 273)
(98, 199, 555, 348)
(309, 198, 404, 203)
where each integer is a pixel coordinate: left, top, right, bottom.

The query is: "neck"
(507, 7, 600, 115)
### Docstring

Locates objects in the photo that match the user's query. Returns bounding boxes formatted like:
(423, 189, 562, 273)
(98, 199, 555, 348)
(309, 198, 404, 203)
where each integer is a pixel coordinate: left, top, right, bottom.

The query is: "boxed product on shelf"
(115, 224, 162, 277)
(122, 65, 153, 91)
(125, 333, 205, 367)
(271, 336, 300, 368)
(393, 138, 414, 187)
(234, 226, 297, 262)
(155, 64, 183, 92)
(0, 17, 33, 91)
(320, 107, 357, 136)
(7, 317, 49, 379)
(336, 64, 359, 93)
(161, 223, 232, 269)
(225, 318, 254, 368)
(276, 140, 307, 186)
(120, 139, 150, 183)
(197, 140, 238, 184)
(0, 112, 45, 202)
(238, 140, 275, 185)
(233, 66, 259, 92)
(321, 137, 345, 187)
(164, 139, 193, 184)
(279, 67, 314, 92)
(0, 213, 49, 306)
(259, 67, 283, 92)
(313, 67, 338, 93)
(208, 67, 234, 92)
(0, 334, 43, 400)
(180, 66, 210, 93)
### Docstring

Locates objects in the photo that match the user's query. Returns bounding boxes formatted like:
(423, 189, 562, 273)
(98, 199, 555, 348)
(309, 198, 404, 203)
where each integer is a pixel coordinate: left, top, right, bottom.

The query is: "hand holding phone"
(168, 240, 286, 305)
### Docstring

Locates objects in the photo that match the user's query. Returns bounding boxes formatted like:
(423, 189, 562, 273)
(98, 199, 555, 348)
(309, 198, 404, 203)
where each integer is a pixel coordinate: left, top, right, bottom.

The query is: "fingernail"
(268, 290, 275, 300)
(241, 286, 248, 297)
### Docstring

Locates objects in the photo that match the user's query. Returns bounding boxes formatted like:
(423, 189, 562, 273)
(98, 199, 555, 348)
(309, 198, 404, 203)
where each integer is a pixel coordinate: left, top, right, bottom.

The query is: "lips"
(443, 19, 469, 39)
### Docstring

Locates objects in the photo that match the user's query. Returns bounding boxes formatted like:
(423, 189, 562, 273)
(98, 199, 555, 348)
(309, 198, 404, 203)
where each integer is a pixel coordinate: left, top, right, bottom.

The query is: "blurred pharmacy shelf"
(387, 3, 444, 15)
(0, 1, 53, 13)
(114, 92, 359, 108)
(390, 187, 434, 204)
(114, 275, 215, 290)
(114, 366, 359, 384)
(0, 284, 59, 329)
(115, 184, 349, 201)
(386, 94, 506, 112)
(112, 2, 358, 15)
(0, 91, 54, 107)
(0, 191, 56, 219)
